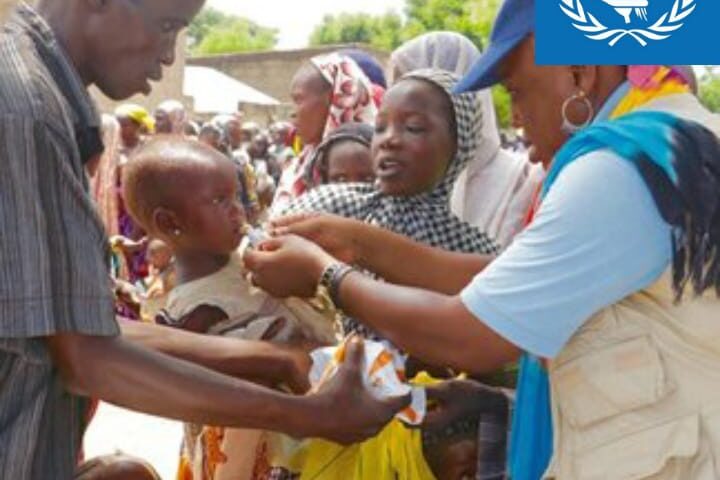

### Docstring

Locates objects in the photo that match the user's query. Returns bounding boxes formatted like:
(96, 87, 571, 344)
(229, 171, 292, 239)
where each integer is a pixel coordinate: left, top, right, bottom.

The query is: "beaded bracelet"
(318, 263, 356, 310)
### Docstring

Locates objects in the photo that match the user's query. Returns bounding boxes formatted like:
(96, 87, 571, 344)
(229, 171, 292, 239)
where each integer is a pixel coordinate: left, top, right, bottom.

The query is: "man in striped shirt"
(0, 2, 406, 478)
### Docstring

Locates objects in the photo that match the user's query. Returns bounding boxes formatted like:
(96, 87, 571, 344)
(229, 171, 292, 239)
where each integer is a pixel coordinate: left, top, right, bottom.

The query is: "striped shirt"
(0, 5, 118, 479)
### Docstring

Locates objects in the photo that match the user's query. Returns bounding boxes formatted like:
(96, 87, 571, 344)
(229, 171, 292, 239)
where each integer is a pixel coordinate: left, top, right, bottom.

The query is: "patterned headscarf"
(285, 69, 499, 255)
(311, 53, 378, 140)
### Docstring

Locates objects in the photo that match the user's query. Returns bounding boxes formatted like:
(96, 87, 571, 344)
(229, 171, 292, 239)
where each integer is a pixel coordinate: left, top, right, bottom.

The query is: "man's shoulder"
(0, 28, 70, 129)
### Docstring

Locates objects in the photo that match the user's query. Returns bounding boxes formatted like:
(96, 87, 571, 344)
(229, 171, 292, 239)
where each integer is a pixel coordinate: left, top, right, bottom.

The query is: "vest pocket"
(573, 414, 700, 479)
(553, 336, 672, 429)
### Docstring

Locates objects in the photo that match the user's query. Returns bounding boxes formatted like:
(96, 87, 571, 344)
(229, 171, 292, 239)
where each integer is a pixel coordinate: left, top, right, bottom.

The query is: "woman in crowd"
(153, 99, 187, 135)
(389, 31, 544, 248)
(272, 53, 378, 214)
(245, 1, 720, 477)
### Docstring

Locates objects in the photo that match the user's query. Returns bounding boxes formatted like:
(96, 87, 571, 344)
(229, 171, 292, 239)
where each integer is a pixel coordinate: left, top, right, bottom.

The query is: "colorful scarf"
(312, 53, 378, 136)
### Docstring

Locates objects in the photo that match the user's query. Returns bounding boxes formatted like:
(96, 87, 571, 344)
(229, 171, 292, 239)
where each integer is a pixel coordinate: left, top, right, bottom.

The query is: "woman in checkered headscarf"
(285, 69, 499, 261)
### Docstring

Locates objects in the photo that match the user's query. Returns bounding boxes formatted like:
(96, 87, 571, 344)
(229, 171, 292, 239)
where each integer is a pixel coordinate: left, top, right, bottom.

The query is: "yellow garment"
(610, 66, 689, 119)
(114, 103, 156, 133)
(269, 372, 444, 480)
(287, 420, 436, 480)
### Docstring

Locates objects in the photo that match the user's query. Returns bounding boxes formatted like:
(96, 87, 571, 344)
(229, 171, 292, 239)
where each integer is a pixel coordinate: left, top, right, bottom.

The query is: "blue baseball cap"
(454, 0, 534, 93)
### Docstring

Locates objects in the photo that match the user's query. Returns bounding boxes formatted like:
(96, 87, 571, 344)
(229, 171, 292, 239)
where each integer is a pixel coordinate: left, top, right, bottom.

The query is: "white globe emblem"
(559, 0, 697, 46)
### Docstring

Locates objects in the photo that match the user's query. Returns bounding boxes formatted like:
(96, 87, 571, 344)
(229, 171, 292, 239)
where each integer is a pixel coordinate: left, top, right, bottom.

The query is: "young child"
(110, 236, 176, 324)
(309, 122, 376, 185)
(122, 138, 337, 480)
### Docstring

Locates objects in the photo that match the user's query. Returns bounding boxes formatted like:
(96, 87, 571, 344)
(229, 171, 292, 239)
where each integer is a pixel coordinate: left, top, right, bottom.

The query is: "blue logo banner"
(536, 0, 720, 64)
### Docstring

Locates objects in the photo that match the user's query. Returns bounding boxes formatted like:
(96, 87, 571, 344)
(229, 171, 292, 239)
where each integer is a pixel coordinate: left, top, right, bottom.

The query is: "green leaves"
(309, 12, 405, 51)
(309, 0, 501, 52)
(188, 7, 278, 56)
(699, 74, 720, 113)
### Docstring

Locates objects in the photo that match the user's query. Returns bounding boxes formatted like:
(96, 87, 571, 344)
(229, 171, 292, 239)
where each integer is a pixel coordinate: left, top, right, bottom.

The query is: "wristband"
(318, 263, 356, 310)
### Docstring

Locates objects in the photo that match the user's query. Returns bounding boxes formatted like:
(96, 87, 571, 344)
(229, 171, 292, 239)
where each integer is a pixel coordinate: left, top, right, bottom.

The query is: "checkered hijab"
(285, 69, 499, 255)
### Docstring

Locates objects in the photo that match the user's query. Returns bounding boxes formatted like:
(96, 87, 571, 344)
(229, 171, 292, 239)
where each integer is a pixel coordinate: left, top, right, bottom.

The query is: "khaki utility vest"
(544, 94, 720, 479)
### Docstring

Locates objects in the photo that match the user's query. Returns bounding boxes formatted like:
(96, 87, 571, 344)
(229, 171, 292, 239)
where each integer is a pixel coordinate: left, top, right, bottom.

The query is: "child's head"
(372, 75, 458, 197)
(423, 418, 479, 480)
(315, 122, 375, 185)
(123, 138, 246, 256)
(146, 239, 173, 271)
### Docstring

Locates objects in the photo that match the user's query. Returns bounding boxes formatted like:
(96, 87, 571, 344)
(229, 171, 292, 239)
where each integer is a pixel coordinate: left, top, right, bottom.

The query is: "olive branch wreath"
(559, 0, 697, 46)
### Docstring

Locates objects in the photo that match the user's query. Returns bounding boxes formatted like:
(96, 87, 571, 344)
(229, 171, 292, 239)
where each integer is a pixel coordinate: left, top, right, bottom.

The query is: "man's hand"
(244, 234, 336, 298)
(306, 338, 410, 445)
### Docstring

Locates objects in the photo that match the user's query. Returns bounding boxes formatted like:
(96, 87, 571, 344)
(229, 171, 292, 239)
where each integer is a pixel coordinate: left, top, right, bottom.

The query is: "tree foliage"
(188, 7, 278, 56)
(699, 75, 720, 113)
(309, 12, 404, 51)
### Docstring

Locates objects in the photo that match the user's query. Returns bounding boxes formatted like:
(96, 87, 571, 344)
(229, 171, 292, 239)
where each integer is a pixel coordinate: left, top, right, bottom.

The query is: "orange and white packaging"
(309, 339, 427, 426)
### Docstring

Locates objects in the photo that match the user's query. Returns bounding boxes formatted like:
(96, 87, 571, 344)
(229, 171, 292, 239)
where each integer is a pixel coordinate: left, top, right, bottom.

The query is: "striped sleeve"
(0, 117, 118, 338)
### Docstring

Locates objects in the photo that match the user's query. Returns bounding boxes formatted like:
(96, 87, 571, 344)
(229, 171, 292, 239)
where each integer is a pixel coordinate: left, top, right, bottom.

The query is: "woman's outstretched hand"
(306, 338, 411, 445)
(270, 213, 362, 264)
(243, 234, 335, 298)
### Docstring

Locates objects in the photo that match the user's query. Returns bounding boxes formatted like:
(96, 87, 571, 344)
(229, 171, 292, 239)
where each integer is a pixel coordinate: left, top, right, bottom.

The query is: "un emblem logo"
(559, 0, 697, 46)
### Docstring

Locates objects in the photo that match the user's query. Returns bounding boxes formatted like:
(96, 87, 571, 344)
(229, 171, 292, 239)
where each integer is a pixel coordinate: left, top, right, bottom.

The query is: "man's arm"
(120, 319, 310, 393)
(45, 333, 407, 445)
(272, 214, 492, 295)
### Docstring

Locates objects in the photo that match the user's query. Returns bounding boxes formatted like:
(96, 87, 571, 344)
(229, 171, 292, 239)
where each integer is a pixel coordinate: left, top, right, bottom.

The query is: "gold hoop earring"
(561, 91, 594, 134)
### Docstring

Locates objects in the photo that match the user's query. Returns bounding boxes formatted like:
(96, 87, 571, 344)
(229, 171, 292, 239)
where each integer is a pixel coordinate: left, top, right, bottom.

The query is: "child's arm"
(120, 318, 312, 394)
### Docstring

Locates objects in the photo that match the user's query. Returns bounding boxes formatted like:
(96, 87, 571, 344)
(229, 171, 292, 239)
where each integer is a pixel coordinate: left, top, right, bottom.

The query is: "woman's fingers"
(270, 212, 319, 228)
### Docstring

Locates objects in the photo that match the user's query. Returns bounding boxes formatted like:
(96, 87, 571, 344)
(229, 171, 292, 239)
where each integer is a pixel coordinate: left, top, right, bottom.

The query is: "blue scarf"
(548, 111, 720, 299)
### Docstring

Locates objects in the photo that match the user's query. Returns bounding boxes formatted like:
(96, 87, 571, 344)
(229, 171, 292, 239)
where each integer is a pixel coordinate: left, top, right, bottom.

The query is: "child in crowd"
(110, 237, 176, 323)
(122, 137, 336, 480)
(139, 238, 176, 323)
(308, 122, 376, 185)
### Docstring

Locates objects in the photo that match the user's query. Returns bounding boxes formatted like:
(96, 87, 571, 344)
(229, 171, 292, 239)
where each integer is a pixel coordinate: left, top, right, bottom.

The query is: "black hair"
(307, 122, 374, 184)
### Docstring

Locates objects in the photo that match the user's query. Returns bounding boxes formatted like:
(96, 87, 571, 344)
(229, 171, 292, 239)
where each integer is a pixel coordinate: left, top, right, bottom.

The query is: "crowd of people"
(1, 0, 719, 479)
